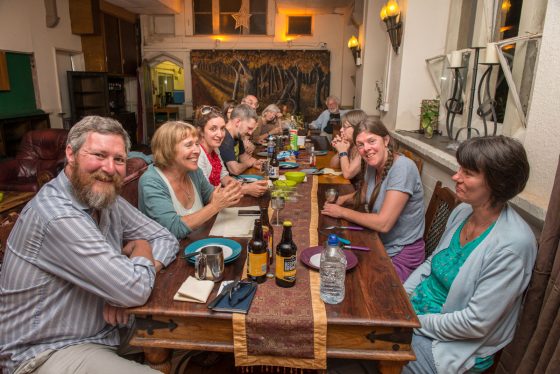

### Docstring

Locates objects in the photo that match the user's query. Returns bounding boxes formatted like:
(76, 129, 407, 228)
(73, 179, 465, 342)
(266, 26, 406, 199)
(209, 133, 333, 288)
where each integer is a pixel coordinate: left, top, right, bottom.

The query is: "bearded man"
(0, 116, 178, 374)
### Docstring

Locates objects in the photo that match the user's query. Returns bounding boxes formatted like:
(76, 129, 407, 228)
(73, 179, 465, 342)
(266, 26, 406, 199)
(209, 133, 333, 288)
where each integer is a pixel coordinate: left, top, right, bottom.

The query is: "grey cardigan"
(404, 203, 537, 374)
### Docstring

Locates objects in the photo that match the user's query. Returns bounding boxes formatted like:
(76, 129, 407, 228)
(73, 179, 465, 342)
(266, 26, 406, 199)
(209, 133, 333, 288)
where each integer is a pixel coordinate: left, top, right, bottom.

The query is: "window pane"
(220, 14, 238, 34)
(288, 16, 312, 35)
(194, 14, 213, 34)
(220, 0, 242, 13)
(194, 0, 212, 12)
(250, 0, 266, 13)
(250, 14, 266, 34)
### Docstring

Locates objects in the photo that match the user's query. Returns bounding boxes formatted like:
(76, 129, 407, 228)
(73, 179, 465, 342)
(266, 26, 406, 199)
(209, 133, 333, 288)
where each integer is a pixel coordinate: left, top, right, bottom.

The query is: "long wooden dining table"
(128, 151, 419, 374)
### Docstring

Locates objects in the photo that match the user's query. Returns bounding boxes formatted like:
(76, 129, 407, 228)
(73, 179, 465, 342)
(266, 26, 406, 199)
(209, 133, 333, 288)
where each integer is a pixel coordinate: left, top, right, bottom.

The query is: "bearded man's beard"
(69, 161, 124, 210)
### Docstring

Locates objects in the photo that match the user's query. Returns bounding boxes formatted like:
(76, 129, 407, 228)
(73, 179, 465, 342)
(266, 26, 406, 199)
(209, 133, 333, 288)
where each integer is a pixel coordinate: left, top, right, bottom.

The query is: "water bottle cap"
(327, 234, 339, 245)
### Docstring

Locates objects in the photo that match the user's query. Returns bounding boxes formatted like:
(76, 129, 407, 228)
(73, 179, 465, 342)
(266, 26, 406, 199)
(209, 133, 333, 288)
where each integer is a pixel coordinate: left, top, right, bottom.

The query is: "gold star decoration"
(232, 6, 251, 30)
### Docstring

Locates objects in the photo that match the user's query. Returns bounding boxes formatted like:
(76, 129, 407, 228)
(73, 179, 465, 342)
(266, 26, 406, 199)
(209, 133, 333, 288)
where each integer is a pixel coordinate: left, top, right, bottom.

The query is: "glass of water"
(271, 196, 286, 226)
(325, 188, 339, 204)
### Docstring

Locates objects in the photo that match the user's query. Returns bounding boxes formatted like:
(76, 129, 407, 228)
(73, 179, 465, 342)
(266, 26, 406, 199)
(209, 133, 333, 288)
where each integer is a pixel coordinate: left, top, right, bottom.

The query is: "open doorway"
(141, 54, 185, 142)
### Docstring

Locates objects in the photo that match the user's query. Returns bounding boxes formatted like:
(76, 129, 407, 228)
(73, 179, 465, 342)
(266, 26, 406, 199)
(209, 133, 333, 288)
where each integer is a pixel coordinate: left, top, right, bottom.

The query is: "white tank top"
(154, 167, 204, 215)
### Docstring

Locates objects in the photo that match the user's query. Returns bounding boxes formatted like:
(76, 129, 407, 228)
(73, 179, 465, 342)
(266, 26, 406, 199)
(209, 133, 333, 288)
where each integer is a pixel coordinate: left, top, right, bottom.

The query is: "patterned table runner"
(233, 176, 327, 370)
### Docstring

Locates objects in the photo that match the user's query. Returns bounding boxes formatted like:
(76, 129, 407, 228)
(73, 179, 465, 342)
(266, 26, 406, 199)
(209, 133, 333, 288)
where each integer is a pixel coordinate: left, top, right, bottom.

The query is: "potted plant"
(420, 99, 440, 138)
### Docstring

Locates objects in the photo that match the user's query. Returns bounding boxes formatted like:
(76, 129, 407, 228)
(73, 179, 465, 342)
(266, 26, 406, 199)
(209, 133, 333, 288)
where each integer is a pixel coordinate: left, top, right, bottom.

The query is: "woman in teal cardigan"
(402, 136, 537, 374)
(139, 121, 242, 239)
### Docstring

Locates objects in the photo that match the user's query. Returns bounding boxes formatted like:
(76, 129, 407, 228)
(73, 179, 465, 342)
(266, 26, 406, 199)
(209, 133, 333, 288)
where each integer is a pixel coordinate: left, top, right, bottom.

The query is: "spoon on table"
(323, 225, 364, 231)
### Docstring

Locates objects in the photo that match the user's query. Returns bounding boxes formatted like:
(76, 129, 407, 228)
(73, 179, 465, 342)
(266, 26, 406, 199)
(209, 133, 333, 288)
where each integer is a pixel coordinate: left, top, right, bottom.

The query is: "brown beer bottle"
(260, 207, 274, 267)
(275, 220, 297, 288)
(247, 219, 267, 283)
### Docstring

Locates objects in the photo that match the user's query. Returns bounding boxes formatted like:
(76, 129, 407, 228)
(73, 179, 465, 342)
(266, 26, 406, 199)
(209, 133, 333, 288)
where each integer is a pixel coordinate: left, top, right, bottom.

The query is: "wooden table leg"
(143, 347, 172, 374)
(378, 360, 407, 374)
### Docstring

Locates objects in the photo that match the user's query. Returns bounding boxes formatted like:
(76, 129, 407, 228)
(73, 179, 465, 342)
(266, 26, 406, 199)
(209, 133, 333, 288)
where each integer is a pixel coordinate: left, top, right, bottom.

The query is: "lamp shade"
(386, 0, 400, 17)
(380, 5, 388, 21)
(348, 36, 359, 49)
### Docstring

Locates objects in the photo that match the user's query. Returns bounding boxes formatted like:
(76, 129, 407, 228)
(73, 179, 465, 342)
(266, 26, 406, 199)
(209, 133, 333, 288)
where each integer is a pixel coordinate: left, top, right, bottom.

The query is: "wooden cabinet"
(81, 15, 139, 76)
(72, 0, 139, 77)
(67, 72, 109, 124)
(0, 113, 50, 157)
(67, 72, 137, 144)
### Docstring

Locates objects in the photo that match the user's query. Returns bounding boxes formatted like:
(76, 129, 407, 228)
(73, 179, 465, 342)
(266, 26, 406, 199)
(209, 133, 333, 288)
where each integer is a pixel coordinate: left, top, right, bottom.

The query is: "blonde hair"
(151, 121, 198, 169)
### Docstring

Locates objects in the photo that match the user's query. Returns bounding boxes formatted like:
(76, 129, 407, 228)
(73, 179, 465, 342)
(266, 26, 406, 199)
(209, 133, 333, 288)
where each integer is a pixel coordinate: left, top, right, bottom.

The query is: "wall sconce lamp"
(348, 36, 361, 66)
(380, 0, 403, 54)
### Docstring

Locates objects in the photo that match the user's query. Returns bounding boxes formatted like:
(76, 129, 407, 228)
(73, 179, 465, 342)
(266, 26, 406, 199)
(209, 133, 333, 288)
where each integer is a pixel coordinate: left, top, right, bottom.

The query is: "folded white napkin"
(321, 168, 343, 176)
(173, 276, 215, 303)
(209, 206, 259, 237)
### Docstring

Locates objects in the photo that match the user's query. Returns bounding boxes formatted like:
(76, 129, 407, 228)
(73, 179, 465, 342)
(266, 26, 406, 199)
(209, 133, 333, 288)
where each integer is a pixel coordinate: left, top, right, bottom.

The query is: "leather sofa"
(0, 129, 68, 192)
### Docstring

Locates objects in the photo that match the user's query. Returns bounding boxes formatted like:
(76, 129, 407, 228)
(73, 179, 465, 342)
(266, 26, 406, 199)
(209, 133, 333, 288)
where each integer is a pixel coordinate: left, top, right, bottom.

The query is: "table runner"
(233, 175, 327, 370)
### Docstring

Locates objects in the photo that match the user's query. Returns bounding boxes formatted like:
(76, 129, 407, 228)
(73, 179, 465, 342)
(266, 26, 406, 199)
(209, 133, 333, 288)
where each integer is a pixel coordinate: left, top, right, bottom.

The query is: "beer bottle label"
(248, 252, 267, 276)
(269, 166, 279, 178)
(275, 255, 296, 282)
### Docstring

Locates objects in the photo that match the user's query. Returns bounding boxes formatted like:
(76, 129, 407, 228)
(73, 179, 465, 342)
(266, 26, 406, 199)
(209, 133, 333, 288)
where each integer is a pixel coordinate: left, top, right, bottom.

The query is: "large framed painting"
(191, 50, 330, 119)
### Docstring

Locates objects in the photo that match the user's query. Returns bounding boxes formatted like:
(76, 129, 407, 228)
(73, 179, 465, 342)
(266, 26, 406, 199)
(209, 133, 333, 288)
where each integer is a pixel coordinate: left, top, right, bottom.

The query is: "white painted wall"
(521, 0, 560, 210)
(355, 0, 388, 115)
(141, 1, 358, 117)
(0, 0, 82, 128)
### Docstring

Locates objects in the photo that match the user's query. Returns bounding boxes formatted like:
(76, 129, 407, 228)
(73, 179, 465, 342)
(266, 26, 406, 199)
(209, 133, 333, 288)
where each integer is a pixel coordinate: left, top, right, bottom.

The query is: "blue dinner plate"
(184, 238, 242, 264)
(237, 174, 264, 182)
(279, 162, 299, 169)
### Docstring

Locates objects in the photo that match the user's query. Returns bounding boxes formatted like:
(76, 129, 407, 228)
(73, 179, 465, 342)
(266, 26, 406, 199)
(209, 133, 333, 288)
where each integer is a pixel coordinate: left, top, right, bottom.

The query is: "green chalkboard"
(0, 52, 44, 119)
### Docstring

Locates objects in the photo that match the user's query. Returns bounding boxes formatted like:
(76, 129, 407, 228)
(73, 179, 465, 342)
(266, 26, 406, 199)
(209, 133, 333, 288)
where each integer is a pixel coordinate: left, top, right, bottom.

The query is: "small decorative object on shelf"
(420, 99, 440, 139)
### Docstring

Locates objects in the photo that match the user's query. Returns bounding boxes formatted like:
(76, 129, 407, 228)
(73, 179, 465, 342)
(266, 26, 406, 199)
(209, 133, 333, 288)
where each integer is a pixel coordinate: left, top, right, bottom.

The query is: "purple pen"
(343, 245, 370, 251)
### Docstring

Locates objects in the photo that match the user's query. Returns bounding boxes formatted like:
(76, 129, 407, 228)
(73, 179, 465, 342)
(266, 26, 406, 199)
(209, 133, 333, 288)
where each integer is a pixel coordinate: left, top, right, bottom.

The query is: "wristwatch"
(339, 152, 348, 158)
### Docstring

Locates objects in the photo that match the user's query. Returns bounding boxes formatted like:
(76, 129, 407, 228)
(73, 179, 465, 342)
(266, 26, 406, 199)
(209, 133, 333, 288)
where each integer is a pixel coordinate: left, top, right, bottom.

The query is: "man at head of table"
(0, 115, 179, 374)
(219, 103, 264, 176)
(310, 95, 350, 142)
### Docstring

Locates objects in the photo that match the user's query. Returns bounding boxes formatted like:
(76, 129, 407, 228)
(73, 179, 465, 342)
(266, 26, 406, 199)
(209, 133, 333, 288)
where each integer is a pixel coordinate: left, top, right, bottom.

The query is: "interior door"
(139, 61, 155, 143)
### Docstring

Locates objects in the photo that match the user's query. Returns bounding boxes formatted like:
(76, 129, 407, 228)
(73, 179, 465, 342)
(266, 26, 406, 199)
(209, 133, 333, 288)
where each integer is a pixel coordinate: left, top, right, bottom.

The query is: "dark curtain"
(497, 156, 560, 373)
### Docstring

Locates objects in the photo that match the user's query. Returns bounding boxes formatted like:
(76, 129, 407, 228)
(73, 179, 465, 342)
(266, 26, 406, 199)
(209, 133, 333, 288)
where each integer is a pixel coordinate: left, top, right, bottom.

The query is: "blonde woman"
(139, 121, 242, 239)
(251, 104, 283, 143)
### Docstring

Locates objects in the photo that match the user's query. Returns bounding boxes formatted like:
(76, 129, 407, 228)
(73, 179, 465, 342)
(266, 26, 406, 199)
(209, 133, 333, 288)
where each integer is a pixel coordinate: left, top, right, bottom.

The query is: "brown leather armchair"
(0, 129, 69, 192)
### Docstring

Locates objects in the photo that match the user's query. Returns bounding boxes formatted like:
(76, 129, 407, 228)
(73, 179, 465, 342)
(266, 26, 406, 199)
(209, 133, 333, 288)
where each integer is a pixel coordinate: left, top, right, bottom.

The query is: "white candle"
(449, 51, 462, 68)
(485, 42, 499, 64)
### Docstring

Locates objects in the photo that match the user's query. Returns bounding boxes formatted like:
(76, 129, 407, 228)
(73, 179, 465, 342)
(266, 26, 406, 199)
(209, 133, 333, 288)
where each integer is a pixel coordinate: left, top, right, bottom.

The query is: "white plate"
(310, 253, 321, 268)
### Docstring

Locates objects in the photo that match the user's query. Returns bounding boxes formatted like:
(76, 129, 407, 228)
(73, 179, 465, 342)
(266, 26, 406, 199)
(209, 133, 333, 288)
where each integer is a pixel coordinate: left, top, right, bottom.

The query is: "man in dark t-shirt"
(219, 104, 263, 176)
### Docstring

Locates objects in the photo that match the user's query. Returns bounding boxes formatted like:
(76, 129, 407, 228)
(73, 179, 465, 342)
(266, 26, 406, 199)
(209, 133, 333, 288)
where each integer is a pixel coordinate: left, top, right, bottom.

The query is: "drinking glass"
(325, 188, 339, 204)
(271, 196, 286, 226)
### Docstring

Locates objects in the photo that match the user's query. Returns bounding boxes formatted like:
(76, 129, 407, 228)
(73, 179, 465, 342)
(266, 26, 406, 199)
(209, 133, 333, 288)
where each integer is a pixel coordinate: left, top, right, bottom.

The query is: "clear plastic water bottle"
(267, 135, 275, 160)
(320, 234, 347, 304)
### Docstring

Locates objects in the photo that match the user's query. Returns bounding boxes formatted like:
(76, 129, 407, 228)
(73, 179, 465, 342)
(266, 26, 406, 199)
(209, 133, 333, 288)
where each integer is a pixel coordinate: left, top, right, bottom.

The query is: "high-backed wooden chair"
(424, 181, 460, 257)
(0, 212, 19, 268)
(400, 148, 423, 175)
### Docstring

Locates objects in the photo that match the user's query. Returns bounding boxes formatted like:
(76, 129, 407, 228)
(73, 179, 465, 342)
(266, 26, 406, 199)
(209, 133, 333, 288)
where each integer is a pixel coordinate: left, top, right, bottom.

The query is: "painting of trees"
(191, 50, 330, 119)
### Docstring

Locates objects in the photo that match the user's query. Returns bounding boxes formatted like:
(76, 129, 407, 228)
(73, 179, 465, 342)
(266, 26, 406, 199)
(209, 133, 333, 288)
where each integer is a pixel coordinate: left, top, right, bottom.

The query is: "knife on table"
(207, 280, 239, 309)
(342, 245, 370, 251)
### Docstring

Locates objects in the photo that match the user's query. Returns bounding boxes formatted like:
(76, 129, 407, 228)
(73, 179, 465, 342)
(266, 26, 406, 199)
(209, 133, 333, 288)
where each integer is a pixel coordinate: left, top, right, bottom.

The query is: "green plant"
(420, 99, 440, 137)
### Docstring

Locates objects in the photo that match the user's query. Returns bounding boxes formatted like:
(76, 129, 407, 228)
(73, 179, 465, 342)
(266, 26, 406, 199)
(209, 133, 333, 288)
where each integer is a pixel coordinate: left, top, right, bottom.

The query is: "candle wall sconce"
(476, 63, 499, 136)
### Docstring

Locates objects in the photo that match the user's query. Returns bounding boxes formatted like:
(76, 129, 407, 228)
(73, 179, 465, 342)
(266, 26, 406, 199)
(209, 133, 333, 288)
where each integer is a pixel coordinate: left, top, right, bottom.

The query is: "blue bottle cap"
(327, 234, 339, 245)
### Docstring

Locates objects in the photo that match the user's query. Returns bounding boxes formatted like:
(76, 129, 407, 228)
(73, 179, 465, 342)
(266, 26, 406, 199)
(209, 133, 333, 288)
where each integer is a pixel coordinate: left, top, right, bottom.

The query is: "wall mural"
(190, 50, 330, 119)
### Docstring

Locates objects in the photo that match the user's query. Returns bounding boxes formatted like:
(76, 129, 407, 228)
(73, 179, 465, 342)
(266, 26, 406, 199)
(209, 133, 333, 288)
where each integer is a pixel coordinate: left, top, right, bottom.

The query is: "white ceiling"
(105, 0, 354, 15)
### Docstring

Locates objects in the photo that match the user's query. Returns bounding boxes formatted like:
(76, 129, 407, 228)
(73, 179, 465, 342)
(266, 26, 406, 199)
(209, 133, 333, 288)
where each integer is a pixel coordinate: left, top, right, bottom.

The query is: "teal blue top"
(411, 217, 496, 372)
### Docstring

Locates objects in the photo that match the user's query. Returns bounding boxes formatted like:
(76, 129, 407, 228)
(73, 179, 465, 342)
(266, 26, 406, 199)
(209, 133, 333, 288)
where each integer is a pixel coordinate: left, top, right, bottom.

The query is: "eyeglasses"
(199, 105, 222, 116)
(342, 122, 353, 129)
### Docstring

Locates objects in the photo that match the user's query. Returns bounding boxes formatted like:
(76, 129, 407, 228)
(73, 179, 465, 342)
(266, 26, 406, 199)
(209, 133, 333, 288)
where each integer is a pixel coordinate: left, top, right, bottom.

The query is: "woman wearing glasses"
(196, 106, 268, 197)
(329, 110, 367, 182)
(139, 121, 242, 239)
(321, 118, 425, 282)
(251, 104, 283, 143)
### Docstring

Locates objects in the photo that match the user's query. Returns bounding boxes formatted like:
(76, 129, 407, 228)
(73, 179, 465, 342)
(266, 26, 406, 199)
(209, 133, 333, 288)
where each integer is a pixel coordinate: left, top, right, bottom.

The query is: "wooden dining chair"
(423, 181, 460, 257)
(400, 148, 423, 175)
(0, 212, 19, 268)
